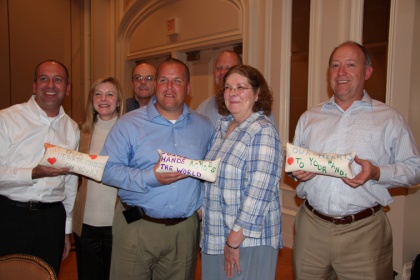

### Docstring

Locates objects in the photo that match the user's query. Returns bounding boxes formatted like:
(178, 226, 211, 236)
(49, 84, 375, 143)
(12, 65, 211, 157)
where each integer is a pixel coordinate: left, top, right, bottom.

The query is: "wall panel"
(0, 0, 10, 110)
(8, 0, 72, 110)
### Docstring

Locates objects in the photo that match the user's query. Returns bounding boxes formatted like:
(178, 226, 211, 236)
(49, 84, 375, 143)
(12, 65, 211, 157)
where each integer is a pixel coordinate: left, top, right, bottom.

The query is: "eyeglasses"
(224, 85, 252, 94)
(133, 75, 154, 83)
(215, 65, 232, 72)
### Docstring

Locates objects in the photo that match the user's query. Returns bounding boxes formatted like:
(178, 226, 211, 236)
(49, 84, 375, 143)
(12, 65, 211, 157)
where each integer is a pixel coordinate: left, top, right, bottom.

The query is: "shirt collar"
(323, 90, 373, 111)
(28, 95, 65, 120)
(220, 111, 265, 131)
(146, 96, 191, 123)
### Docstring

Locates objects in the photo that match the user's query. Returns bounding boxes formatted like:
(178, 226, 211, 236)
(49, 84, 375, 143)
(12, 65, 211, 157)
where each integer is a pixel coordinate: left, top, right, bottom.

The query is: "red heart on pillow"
(287, 157, 294, 165)
(47, 158, 57, 165)
(89, 155, 97, 160)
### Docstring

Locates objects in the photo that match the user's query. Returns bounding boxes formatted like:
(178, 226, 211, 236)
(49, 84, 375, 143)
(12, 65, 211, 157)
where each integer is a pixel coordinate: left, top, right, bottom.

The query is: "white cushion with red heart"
(285, 143, 355, 179)
(38, 143, 109, 181)
(156, 149, 220, 182)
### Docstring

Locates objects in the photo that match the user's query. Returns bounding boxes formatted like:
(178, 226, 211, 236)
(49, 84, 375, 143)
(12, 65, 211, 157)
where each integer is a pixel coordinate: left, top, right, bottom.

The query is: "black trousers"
(74, 224, 113, 280)
(0, 201, 66, 275)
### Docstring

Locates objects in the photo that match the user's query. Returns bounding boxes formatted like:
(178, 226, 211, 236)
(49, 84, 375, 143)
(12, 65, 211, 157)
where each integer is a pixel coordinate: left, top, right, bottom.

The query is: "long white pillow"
(285, 143, 355, 179)
(38, 143, 109, 181)
(155, 149, 220, 182)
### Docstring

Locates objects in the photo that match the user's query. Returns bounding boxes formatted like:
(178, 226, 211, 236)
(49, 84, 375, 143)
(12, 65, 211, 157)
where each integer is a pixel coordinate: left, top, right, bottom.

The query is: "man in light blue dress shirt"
(291, 41, 420, 280)
(197, 50, 277, 128)
(101, 58, 213, 280)
(196, 50, 243, 126)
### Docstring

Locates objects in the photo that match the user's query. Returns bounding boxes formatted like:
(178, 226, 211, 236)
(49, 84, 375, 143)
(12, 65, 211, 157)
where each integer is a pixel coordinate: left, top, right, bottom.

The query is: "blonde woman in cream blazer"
(73, 76, 124, 280)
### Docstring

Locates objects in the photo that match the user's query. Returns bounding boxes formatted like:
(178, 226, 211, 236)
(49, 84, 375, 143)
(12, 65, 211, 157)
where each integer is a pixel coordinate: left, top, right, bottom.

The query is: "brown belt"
(122, 202, 187, 226)
(304, 200, 381, 225)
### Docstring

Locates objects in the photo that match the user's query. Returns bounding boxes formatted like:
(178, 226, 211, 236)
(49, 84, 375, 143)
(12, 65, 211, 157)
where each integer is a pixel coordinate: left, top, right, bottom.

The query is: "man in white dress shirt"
(0, 60, 80, 275)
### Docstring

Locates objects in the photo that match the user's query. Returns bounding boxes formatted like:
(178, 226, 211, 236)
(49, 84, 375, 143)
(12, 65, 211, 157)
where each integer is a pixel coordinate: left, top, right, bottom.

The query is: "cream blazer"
(72, 128, 119, 236)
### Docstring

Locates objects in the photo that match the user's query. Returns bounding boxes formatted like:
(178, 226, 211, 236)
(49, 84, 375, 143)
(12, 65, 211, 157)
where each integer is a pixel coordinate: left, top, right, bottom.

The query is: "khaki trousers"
(110, 202, 199, 280)
(293, 202, 393, 280)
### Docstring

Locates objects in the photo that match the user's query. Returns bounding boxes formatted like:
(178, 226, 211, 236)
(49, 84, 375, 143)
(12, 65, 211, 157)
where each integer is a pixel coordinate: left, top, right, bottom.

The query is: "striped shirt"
(294, 91, 420, 216)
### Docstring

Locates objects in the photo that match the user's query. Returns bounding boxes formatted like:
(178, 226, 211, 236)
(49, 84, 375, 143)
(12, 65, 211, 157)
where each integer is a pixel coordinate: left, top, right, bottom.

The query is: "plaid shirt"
(201, 112, 283, 255)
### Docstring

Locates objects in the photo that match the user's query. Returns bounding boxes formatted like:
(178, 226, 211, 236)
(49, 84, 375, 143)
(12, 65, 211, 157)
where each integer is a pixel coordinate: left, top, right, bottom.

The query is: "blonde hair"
(80, 76, 125, 133)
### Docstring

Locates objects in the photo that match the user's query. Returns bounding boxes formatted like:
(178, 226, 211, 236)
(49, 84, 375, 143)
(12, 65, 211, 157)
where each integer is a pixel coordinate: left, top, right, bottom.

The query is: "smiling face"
(93, 81, 119, 121)
(33, 61, 70, 117)
(329, 43, 373, 110)
(224, 73, 258, 123)
(154, 61, 191, 120)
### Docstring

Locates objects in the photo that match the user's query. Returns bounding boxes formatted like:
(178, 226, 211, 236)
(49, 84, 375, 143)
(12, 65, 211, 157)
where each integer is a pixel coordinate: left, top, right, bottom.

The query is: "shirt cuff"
(19, 168, 37, 186)
(377, 165, 392, 184)
(65, 219, 72, 234)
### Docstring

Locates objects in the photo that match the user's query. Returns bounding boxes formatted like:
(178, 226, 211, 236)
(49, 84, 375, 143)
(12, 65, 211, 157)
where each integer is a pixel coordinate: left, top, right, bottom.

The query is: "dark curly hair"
(216, 65, 273, 116)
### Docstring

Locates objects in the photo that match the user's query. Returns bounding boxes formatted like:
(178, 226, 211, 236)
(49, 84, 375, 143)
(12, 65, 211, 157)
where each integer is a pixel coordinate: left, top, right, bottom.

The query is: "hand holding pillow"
(38, 143, 109, 181)
(156, 149, 220, 182)
(285, 143, 355, 179)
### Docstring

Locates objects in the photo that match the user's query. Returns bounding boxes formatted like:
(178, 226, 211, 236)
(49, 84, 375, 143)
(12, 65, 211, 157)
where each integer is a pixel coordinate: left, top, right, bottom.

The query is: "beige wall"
(108, 0, 243, 108)
(0, 0, 85, 122)
(128, 1, 241, 55)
